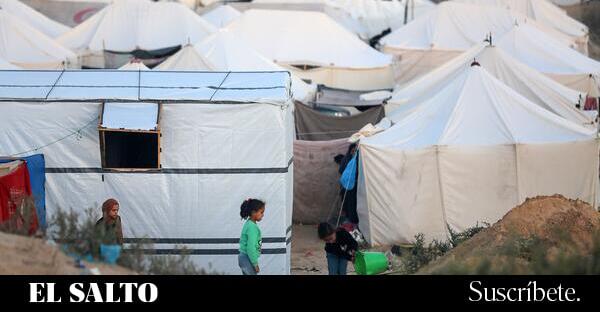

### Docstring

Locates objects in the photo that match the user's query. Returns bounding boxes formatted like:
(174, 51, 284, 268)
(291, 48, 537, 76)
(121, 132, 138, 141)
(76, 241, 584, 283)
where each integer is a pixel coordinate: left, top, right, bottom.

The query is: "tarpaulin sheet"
(0, 154, 45, 228)
(295, 102, 384, 141)
(293, 139, 350, 224)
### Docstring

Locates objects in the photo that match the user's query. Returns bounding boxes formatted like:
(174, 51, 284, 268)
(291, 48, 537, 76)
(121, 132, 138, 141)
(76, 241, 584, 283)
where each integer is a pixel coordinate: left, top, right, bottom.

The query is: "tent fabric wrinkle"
(294, 103, 385, 141)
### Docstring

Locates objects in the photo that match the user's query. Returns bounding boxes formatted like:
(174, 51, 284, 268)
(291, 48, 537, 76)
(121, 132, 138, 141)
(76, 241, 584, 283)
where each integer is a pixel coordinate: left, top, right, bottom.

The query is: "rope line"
(9, 116, 98, 157)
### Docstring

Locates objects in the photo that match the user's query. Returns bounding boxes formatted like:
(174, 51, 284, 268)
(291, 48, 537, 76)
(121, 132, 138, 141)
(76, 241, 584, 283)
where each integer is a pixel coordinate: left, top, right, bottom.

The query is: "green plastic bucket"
(354, 251, 388, 275)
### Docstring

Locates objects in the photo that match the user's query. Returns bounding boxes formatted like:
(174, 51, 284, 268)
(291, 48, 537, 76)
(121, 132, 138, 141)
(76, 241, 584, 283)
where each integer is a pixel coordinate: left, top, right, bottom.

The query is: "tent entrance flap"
(99, 102, 161, 170)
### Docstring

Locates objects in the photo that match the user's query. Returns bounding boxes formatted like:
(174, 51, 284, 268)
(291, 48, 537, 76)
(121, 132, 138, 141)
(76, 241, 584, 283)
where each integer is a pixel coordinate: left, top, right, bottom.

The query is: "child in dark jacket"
(318, 222, 358, 275)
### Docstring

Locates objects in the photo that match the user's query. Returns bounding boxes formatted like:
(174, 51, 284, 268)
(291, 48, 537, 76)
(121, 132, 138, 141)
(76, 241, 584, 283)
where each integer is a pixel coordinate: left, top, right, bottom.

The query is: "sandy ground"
(419, 195, 600, 274)
(291, 224, 358, 275)
(0, 231, 134, 275)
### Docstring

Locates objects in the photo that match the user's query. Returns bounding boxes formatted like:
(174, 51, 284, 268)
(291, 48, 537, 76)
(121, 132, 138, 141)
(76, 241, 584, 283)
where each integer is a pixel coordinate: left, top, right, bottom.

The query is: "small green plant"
(448, 222, 488, 247)
(397, 223, 490, 274)
(49, 207, 210, 275)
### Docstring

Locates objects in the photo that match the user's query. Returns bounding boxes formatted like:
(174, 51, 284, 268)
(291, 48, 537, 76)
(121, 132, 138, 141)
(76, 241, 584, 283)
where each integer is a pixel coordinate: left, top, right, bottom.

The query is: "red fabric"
(584, 96, 598, 111)
(0, 163, 37, 234)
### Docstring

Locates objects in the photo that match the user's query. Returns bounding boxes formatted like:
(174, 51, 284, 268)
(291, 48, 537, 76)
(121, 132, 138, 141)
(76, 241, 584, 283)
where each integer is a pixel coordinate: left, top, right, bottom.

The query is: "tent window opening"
(98, 102, 161, 170)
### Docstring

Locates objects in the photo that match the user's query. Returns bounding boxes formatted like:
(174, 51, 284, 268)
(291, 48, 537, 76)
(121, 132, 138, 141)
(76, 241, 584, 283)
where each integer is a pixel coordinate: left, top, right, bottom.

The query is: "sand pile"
(0, 231, 134, 275)
(420, 195, 600, 274)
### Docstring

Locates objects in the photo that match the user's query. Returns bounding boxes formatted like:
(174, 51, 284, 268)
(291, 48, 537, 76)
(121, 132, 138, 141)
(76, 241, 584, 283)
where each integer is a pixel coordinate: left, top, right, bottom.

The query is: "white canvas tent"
(497, 23, 600, 95)
(386, 43, 596, 128)
(155, 28, 316, 103)
(0, 9, 76, 69)
(454, 0, 589, 55)
(0, 0, 71, 37)
(118, 60, 150, 70)
(0, 70, 294, 275)
(323, 0, 436, 40)
(0, 56, 20, 69)
(226, 9, 393, 91)
(201, 4, 241, 28)
(358, 65, 599, 245)
(57, 0, 216, 68)
(379, 1, 576, 87)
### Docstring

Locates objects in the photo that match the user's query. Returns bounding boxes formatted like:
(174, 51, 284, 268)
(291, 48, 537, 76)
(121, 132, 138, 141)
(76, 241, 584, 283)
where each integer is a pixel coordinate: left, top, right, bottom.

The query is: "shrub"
(49, 207, 209, 275)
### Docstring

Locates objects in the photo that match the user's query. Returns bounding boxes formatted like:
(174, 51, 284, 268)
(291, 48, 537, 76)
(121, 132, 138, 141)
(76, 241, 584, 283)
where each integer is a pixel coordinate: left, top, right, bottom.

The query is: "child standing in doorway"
(238, 199, 265, 275)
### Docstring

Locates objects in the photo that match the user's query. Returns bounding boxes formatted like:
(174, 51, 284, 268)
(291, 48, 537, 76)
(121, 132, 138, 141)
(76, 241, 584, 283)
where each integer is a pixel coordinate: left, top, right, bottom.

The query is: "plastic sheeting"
(0, 99, 295, 275)
(101, 103, 159, 131)
(293, 139, 350, 224)
(358, 66, 598, 246)
(155, 29, 315, 103)
(295, 103, 385, 141)
(0, 10, 76, 69)
(314, 85, 391, 107)
(0, 70, 292, 104)
(387, 43, 595, 128)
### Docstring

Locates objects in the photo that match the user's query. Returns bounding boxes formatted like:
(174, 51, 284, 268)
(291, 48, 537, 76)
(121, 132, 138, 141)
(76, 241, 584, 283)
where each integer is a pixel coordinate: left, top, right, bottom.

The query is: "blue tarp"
(339, 152, 358, 191)
(0, 154, 46, 228)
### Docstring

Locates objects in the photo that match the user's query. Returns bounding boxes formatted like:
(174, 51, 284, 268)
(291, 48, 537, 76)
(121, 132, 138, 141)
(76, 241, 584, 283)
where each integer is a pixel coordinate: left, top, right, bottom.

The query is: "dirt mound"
(420, 195, 600, 274)
(0, 231, 135, 275)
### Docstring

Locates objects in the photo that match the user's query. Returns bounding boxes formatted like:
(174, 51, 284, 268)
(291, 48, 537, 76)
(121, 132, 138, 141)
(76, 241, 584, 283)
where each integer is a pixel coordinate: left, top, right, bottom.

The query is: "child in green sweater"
(238, 198, 265, 275)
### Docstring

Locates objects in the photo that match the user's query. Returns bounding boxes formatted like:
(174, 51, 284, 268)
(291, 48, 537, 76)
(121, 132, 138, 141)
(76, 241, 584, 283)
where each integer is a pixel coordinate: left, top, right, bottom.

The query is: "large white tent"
(357, 65, 599, 245)
(155, 28, 316, 103)
(0, 9, 76, 69)
(323, 0, 436, 40)
(201, 4, 241, 28)
(386, 43, 596, 128)
(0, 70, 294, 275)
(497, 23, 600, 95)
(454, 0, 589, 55)
(57, 0, 216, 68)
(379, 1, 576, 87)
(226, 9, 393, 91)
(0, 0, 71, 38)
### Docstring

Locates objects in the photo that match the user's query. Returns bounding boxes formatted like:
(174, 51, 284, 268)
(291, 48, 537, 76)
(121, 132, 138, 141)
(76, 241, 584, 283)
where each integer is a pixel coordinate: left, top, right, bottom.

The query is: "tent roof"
(0, 0, 71, 38)
(0, 10, 75, 66)
(155, 29, 314, 102)
(0, 70, 291, 104)
(323, 0, 435, 39)
(201, 5, 241, 28)
(388, 43, 594, 126)
(226, 9, 391, 68)
(57, 0, 216, 53)
(497, 23, 600, 75)
(118, 60, 150, 70)
(364, 66, 594, 150)
(0, 57, 19, 70)
(380, 1, 572, 51)
(454, 0, 588, 38)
